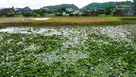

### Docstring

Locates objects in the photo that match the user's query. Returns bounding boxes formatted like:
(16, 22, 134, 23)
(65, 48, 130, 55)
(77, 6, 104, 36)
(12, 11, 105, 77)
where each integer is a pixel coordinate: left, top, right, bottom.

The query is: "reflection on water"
(23, 18, 50, 20)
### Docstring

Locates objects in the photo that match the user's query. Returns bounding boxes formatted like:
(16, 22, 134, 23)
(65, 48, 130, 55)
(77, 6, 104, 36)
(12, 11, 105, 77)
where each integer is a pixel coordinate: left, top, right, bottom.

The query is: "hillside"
(43, 4, 79, 10)
(82, 1, 133, 10)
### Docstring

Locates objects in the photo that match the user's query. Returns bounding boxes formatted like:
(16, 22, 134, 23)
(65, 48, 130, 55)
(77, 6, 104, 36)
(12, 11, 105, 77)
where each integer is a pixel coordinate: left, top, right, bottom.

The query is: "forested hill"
(82, 1, 133, 10)
(43, 4, 79, 10)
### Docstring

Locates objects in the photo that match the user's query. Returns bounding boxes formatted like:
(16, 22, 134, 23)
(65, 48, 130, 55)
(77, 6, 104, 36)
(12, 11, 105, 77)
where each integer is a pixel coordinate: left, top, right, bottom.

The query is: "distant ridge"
(43, 4, 79, 10)
(82, 1, 133, 10)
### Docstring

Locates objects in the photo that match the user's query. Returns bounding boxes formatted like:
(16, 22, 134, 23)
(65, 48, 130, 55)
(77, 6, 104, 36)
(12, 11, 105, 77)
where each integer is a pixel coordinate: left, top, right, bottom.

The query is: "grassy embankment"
(0, 16, 136, 26)
(0, 17, 121, 26)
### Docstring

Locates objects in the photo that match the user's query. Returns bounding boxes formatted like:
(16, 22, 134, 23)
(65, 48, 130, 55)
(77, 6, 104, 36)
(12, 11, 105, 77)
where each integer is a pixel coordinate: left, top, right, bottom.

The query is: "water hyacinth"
(0, 24, 136, 76)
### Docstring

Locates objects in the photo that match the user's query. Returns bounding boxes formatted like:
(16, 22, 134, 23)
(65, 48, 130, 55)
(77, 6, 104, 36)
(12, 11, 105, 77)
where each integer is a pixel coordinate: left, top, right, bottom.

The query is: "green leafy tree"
(83, 1, 133, 11)
(134, 0, 136, 15)
(90, 10, 95, 14)
(121, 1, 132, 5)
(104, 7, 112, 15)
(34, 9, 53, 16)
(57, 7, 66, 13)
(46, 10, 53, 14)
(34, 9, 44, 16)
(23, 14, 33, 17)
(112, 10, 121, 16)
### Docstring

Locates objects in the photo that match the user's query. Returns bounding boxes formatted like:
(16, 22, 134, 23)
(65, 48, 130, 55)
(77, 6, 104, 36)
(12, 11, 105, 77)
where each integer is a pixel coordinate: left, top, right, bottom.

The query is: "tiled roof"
(116, 5, 133, 8)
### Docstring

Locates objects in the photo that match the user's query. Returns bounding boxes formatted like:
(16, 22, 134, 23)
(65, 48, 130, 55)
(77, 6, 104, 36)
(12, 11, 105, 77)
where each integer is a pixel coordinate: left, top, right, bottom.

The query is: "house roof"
(116, 5, 133, 8)
(94, 8, 105, 11)
(0, 8, 12, 11)
(23, 6, 31, 10)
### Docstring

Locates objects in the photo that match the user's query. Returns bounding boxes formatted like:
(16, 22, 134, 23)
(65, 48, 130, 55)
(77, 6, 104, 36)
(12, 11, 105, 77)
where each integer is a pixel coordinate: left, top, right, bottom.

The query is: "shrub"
(40, 13, 44, 16)
(74, 14, 79, 16)
(55, 14, 63, 16)
(81, 13, 98, 16)
(81, 13, 89, 16)
(5, 14, 14, 17)
(69, 14, 79, 16)
(0, 15, 3, 17)
(23, 14, 34, 17)
(69, 14, 74, 16)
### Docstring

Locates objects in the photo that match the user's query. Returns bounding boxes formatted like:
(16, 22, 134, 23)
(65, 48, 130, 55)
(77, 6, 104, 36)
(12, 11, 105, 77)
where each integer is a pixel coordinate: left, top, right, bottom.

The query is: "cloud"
(0, 0, 132, 9)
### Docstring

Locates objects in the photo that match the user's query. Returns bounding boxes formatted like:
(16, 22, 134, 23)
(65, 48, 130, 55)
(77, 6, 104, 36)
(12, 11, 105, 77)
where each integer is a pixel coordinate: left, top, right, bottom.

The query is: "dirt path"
(0, 18, 24, 23)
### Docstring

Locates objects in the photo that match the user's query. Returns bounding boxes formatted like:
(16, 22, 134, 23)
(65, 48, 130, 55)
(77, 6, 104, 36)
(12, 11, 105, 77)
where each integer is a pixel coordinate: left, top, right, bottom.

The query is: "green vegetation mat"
(0, 24, 136, 76)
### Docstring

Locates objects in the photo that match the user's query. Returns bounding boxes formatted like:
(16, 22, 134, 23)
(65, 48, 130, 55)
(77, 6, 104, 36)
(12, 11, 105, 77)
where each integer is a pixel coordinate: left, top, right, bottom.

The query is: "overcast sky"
(0, 0, 132, 9)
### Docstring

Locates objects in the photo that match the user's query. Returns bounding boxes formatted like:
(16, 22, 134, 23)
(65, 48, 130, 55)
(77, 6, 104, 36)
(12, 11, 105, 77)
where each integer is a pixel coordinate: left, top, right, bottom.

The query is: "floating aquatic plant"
(0, 24, 136, 76)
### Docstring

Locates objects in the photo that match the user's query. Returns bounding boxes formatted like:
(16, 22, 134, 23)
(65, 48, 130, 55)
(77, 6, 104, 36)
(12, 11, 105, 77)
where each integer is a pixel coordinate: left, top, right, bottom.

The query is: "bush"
(55, 14, 63, 16)
(40, 13, 44, 16)
(81, 13, 89, 16)
(69, 14, 74, 16)
(104, 10, 112, 15)
(69, 13, 79, 16)
(23, 14, 34, 17)
(74, 14, 79, 16)
(81, 13, 98, 16)
(0, 15, 3, 17)
(5, 14, 14, 17)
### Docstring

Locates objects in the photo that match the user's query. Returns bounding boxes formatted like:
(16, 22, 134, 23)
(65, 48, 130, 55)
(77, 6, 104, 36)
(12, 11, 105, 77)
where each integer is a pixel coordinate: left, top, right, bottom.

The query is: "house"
(114, 5, 134, 16)
(79, 9, 90, 13)
(14, 6, 34, 14)
(22, 6, 34, 14)
(41, 6, 53, 11)
(0, 8, 13, 15)
(72, 10, 79, 14)
(65, 8, 80, 15)
(41, 7, 50, 10)
(94, 8, 105, 14)
(66, 8, 74, 12)
(14, 8, 23, 14)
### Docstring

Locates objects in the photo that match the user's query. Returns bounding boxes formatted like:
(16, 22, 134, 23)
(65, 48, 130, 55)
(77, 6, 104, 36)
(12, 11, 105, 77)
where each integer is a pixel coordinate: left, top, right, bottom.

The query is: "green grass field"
(2, 17, 120, 22)
(0, 17, 122, 26)
(0, 16, 136, 26)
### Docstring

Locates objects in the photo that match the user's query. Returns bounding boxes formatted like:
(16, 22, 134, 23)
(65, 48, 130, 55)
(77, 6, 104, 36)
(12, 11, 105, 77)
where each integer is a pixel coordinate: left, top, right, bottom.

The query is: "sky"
(0, 0, 133, 9)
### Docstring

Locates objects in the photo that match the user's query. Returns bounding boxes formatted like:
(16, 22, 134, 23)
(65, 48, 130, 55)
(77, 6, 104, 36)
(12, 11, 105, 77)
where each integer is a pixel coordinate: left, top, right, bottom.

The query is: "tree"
(112, 10, 120, 16)
(57, 7, 67, 13)
(34, 9, 53, 16)
(134, 0, 136, 15)
(104, 7, 112, 15)
(90, 10, 95, 14)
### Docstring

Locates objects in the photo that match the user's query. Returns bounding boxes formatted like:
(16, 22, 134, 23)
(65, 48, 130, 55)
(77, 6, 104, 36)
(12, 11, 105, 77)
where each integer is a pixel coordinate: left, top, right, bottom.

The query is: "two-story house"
(114, 5, 134, 16)
(0, 8, 13, 15)
(14, 6, 34, 15)
(22, 6, 34, 14)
